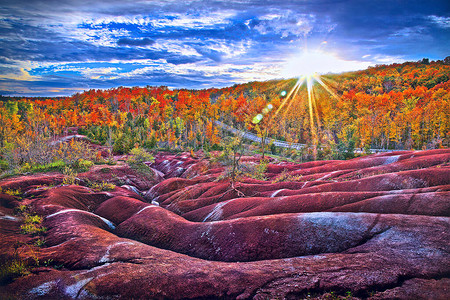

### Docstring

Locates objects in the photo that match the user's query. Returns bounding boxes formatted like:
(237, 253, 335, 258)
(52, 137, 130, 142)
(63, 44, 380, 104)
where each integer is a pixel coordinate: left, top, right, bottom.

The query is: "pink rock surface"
(1, 149, 449, 299)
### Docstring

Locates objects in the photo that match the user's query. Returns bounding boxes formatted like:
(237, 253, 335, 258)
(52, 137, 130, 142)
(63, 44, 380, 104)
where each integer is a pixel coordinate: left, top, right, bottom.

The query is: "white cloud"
(151, 11, 235, 29)
(79, 67, 120, 79)
(0, 68, 40, 81)
(251, 11, 318, 38)
(428, 15, 450, 28)
(81, 10, 236, 30)
(371, 55, 406, 64)
(389, 26, 427, 39)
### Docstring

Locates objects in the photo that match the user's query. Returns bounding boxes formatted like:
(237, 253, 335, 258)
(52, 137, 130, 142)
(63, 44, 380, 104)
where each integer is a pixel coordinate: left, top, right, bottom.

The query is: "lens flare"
(250, 49, 345, 160)
(252, 113, 264, 124)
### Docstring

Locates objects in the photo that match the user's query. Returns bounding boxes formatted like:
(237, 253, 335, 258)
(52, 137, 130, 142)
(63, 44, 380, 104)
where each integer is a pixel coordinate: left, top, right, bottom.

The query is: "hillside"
(0, 60, 449, 299)
(1, 60, 449, 174)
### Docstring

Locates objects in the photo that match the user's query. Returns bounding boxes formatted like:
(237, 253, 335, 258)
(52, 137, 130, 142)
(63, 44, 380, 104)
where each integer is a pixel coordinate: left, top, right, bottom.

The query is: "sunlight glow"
(282, 50, 371, 78)
(255, 48, 354, 160)
(266, 51, 350, 159)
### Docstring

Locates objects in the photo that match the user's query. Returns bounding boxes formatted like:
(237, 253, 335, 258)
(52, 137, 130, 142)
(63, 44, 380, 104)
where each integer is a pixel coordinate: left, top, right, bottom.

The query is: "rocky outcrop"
(0, 149, 449, 299)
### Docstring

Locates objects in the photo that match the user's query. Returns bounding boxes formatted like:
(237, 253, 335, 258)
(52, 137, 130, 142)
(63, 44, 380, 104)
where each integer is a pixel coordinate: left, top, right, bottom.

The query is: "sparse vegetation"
(20, 221, 47, 235)
(62, 166, 78, 185)
(0, 255, 29, 285)
(272, 169, 303, 183)
(214, 135, 246, 184)
(126, 146, 155, 180)
(34, 238, 45, 247)
(127, 146, 155, 165)
(3, 189, 22, 197)
(16, 206, 47, 236)
(89, 181, 116, 191)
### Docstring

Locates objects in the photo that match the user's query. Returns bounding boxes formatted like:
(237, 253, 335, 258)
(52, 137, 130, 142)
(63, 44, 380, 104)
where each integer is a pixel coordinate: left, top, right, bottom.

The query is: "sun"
(262, 49, 370, 153)
(282, 49, 371, 79)
(270, 49, 360, 158)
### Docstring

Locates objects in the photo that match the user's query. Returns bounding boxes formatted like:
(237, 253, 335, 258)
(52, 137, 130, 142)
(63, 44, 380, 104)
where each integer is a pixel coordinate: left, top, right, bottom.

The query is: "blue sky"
(0, 0, 449, 96)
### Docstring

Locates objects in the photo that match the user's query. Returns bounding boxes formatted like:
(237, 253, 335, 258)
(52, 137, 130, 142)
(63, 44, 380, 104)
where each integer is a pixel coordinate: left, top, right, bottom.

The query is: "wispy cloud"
(0, 0, 448, 96)
(428, 15, 450, 28)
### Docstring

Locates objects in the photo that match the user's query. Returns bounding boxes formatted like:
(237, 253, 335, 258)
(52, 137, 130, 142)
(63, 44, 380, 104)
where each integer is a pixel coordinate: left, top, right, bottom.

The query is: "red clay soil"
(0, 149, 449, 299)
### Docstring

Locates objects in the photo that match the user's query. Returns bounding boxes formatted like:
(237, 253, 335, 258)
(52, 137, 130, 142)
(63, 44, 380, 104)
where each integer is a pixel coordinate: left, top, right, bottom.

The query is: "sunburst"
(254, 50, 350, 158)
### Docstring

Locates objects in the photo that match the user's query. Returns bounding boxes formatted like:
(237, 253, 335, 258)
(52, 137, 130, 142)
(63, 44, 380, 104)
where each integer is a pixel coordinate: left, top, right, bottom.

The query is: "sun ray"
(306, 75, 316, 140)
(272, 76, 305, 120)
(310, 81, 322, 129)
(315, 75, 341, 101)
(282, 79, 304, 119)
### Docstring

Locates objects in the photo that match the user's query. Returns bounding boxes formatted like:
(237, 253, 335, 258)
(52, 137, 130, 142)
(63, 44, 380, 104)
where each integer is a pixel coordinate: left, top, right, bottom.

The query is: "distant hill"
(1, 60, 449, 166)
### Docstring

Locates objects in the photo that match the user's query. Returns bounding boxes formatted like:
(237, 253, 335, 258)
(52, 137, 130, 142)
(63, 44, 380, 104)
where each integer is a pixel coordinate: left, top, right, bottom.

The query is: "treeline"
(0, 60, 449, 169)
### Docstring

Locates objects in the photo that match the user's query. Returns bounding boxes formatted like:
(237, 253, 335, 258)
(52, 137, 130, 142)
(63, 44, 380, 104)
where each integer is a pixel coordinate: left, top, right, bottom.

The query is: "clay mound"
(117, 207, 394, 262)
(182, 188, 450, 222)
(0, 173, 64, 192)
(95, 196, 149, 224)
(79, 163, 156, 190)
(1, 149, 449, 299)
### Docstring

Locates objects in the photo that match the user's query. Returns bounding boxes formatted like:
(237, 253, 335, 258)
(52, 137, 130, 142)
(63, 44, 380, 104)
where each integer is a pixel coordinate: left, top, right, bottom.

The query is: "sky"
(0, 0, 449, 97)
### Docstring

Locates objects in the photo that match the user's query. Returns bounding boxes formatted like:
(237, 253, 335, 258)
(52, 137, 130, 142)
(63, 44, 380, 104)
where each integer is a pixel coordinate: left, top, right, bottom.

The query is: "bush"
(62, 166, 78, 185)
(2, 135, 54, 170)
(0, 159, 8, 171)
(0, 256, 29, 285)
(55, 140, 96, 165)
(1, 134, 96, 175)
(128, 147, 154, 165)
(112, 133, 133, 154)
(90, 181, 116, 192)
(271, 169, 303, 183)
(241, 159, 269, 180)
(20, 213, 46, 235)
(72, 158, 94, 172)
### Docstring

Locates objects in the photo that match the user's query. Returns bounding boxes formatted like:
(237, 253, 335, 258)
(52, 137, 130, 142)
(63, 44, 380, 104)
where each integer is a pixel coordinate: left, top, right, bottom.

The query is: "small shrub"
(14, 204, 28, 215)
(0, 257, 29, 284)
(4, 189, 21, 197)
(0, 159, 9, 171)
(254, 159, 269, 180)
(24, 214, 42, 224)
(34, 238, 45, 247)
(62, 166, 78, 185)
(90, 181, 116, 192)
(128, 147, 155, 165)
(20, 223, 47, 235)
(72, 158, 94, 172)
(19, 209, 46, 236)
(106, 156, 116, 165)
(241, 159, 269, 180)
(56, 139, 96, 166)
(271, 169, 303, 183)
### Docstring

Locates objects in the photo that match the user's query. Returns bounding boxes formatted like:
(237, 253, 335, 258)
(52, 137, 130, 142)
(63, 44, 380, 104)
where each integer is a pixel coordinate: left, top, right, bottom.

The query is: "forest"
(0, 59, 449, 175)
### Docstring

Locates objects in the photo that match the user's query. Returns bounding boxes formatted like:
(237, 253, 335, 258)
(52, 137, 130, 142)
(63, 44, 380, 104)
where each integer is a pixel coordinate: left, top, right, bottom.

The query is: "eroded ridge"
(1, 149, 449, 299)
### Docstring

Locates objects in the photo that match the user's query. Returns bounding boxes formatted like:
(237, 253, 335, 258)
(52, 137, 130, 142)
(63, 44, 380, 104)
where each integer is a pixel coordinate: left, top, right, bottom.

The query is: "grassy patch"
(62, 166, 78, 185)
(34, 238, 45, 247)
(22, 160, 66, 174)
(0, 256, 29, 285)
(17, 207, 47, 236)
(3, 188, 22, 197)
(20, 223, 47, 235)
(89, 181, 116, 192)
(271, 169, 303, 183)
